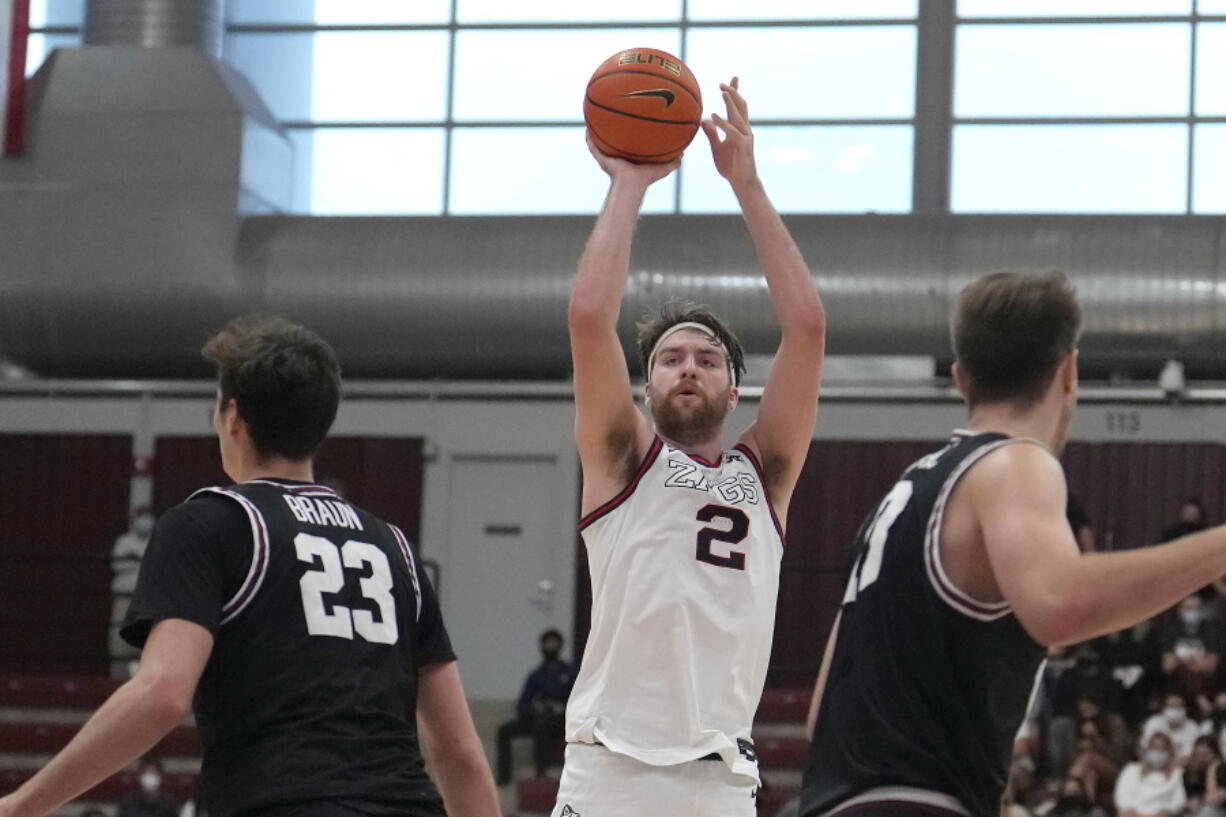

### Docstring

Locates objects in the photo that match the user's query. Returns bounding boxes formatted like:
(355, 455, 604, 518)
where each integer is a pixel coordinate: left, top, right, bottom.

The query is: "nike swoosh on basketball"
(619, 89, 676, 108)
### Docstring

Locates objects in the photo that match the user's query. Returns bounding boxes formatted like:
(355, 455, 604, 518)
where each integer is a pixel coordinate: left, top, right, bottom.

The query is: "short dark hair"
(540, 628, 564, 645)
(202, 315, 341, 461)
(952, 271, 1082, 409)
(635, 300, 746, 386)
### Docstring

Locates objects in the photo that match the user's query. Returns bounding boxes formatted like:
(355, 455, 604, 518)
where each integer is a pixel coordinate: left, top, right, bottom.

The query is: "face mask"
(1165, 706, 1187, 725)
(1145, 749, 1172, 769)
(140, 772, 161, 794)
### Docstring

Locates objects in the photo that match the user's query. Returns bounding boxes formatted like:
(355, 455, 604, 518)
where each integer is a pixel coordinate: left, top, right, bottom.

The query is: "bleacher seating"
(0, 676, 201, 813)
(2, 676, 814, 817)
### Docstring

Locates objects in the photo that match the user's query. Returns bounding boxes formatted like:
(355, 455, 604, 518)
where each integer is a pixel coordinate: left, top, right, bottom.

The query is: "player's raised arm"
(708, 79, 826, 519)
(569, 137, 676, 490)
(972, 444, 1226, 646)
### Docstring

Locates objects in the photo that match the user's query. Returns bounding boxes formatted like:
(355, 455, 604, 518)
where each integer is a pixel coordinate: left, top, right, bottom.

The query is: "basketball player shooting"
(558, 78, 826, 817)
(802, 272, 1226, 817)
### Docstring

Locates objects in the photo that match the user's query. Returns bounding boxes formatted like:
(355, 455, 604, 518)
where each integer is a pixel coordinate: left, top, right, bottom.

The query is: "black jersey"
(801, 432, 1048, 817)
(121, 479, 455, 817)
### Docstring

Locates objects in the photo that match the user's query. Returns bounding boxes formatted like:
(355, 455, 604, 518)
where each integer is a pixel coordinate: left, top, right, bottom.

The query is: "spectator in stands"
(115, 759, 178, 817)
(110, 507, 155, 678)
(1102, 619, 1165, 729)
(1067, 693, 1130, 802)
(1045, 643, 1120, 777)
(1183, 736, 1226, 817)
(1162, 500, 1226, 612)
(495, 628, 575, 785)
(1003, 755, 1039, 817)
(1163, 498, 1210, 544)
(1203, 743, 1226, 817)
(1141, 693, 1204, 764)
(1115, 731, 1185, 817)
(1160, 595, 1225, 709)
(1049, 776, 1106, 817)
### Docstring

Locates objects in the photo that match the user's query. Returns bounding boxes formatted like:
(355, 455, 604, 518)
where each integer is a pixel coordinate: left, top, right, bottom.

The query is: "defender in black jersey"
(0, 316, 498, 817)
(802, 272, 1226, 817)
(803, 431, 1048, 817)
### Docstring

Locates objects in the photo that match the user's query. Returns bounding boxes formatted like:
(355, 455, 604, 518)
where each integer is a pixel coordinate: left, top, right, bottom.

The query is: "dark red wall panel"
(0, 434, 133, 672)
(152, 436, 425, 545)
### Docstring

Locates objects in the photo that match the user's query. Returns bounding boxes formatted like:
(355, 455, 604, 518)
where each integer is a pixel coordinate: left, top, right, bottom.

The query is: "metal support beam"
(912, 0, 956, 214)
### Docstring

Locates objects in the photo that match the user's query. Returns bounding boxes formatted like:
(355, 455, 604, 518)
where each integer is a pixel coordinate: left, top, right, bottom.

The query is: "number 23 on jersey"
(295, 532, 399, 644)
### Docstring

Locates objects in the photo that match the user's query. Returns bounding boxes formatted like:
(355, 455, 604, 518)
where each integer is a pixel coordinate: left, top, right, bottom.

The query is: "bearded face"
(646, 329, 737, 446)
(650, 381, 734, 446)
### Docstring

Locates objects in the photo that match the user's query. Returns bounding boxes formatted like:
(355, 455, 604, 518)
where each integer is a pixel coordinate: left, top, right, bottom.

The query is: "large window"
(225, 5, 918, 215)
(20, 1, 1224, 215)
(951, 2, 1224, 213)
(22, 0, 917, 215)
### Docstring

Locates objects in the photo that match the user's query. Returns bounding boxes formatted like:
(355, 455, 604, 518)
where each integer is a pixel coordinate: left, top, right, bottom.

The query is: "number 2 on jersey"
(696, 504, 749, 570)
(295, 533, 398, 644)
(843, 480, 913, 603)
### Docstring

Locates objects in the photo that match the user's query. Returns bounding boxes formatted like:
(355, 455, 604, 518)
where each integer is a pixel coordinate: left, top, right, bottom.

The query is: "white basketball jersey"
(566, 436, 785, 781)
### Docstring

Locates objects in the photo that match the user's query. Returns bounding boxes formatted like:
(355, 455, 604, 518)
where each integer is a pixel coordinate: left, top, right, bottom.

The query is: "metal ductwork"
(3, 208, 1225, 380)
(85, 0, 224, 55)
(0, 32, 290, 380)
(234, 213, 1226, 381)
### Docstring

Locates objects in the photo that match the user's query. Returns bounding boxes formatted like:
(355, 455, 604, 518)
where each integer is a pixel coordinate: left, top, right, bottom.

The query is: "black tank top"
(125, 479, 453, 817)
(801, 432, 1048, 817)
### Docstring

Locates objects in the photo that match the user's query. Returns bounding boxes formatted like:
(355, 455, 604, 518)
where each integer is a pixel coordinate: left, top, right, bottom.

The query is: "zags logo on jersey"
(663, 458, 759, 505)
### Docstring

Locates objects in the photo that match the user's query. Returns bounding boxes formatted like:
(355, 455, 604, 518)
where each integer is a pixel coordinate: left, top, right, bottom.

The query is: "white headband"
(647, 321, 732, 380)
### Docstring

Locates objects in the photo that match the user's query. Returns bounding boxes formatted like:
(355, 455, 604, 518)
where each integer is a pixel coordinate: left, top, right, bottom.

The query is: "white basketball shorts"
(550, 743, 758, 817)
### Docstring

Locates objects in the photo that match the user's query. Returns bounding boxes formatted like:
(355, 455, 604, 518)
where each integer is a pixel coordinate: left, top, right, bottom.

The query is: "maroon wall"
(1064, 442, 1226, 551)
(151, 436, 425, 544)
(0, 434, 133, 673)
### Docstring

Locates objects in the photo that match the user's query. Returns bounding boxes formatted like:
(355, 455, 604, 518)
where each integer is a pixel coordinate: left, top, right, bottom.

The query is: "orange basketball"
(583, 47, 703, 164)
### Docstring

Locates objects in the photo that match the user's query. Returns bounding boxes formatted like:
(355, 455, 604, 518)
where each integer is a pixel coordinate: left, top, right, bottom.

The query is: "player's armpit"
(966, 444, 1082, 646)
(975, 443, 1226, 646)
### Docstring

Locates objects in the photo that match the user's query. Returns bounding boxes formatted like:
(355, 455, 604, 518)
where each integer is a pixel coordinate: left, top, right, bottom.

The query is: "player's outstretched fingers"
(719, 81, 750, 133)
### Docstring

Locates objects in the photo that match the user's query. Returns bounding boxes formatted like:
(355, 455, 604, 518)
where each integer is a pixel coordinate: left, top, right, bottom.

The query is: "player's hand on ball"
(702, 77, 759, 190)
(586, 131, 680, 187)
